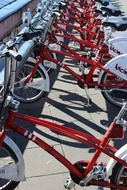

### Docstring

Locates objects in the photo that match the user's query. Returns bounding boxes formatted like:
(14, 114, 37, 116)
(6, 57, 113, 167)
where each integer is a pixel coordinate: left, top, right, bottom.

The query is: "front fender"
(27, 57, 50, 92)
(106, 144, 127, 177)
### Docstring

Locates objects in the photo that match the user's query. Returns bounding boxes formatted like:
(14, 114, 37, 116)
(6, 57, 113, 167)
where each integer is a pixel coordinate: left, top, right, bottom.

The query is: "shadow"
(41, 96, 106, 134)
(55, 77, 77, 85)
(10, 79, 108, 152)
(59, 74, 77, 82)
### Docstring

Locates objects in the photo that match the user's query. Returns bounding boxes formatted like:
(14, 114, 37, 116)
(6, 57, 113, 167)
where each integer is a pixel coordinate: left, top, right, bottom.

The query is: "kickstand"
(84, 85, 92, 107)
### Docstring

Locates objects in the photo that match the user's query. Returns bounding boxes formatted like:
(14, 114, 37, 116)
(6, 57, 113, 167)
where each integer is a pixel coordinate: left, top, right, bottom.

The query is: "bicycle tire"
(100, 71, 127, 107)
(110, 163, 127, 189)
(0, 142, 19, 190)
(13, 62, 47, 103)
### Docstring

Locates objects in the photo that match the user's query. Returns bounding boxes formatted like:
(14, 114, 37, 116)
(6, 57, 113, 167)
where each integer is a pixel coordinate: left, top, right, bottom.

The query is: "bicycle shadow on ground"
(37, 93, 106, 148)
(10, 76, 108, 152)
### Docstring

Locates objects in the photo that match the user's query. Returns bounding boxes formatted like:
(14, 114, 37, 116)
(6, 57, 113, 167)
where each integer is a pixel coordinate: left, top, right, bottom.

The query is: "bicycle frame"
(22, 40, 126, 93)
(0, 101, 127, 189)
(56, 4, 103, 43)
(53, 20, 104, 49)
(40, 44, 127, 88)
(48, 29, 107, 63)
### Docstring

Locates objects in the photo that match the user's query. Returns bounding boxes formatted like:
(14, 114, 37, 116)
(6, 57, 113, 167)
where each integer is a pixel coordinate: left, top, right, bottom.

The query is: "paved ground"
(8, 0, 127, 190)
(16, 64, 125, 190)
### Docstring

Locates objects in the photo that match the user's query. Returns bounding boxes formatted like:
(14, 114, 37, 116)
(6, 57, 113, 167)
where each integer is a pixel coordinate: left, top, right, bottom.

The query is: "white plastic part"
(0, 136, 25, 181)
(106, 144, 127, 178)
(27, 57, 50, 91)
(98, 54, 127, 85)
(104, 54, 127, 81)
(108, 37, 127, 57)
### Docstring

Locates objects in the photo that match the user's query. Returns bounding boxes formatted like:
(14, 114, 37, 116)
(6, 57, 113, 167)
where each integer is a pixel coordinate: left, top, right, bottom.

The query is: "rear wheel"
(0, 142, 19, 190)
(100, 71, 127, 107)
(13, 62, 47, 103)
(110, 163, 127, 190)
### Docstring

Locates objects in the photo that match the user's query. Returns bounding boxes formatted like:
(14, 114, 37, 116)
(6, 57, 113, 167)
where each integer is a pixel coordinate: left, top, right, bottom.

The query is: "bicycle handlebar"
(8, 50, 22, 62)
(0, 45, 22, 61)
(21, 31, 42, 41)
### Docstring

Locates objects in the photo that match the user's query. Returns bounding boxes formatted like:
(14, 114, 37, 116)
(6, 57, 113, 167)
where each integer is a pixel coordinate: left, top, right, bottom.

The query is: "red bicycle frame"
(57, 2, 102, 42)
(0, 102, 127, 189)
(38, 45, 125, 89)
(49, 26, 107, 62)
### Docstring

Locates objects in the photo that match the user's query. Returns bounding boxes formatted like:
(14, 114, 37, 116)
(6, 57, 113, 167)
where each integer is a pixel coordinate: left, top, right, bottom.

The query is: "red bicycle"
(0, 61, 127, 190)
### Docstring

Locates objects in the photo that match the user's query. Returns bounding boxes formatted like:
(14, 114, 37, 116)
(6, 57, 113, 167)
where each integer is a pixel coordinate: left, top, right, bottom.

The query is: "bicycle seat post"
(4, 57, 11, 96)
(10, 58, 17, 93)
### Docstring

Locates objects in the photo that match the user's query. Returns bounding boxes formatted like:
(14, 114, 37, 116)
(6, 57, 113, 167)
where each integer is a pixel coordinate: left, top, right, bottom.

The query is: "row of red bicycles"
(6, 0, 127, 109)
(0, 0, 127, 189)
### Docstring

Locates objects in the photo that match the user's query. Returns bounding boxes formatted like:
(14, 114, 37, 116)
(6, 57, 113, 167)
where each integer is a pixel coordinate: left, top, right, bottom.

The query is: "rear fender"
(108, 37, 127, 57)
(104, 54, 127, 81)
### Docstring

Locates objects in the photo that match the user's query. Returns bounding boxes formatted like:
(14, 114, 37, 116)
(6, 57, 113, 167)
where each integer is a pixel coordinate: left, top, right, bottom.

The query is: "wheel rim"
(13, 63, 45, 102)
(102, 73, 127, 107)
(115, 167, 127, 189)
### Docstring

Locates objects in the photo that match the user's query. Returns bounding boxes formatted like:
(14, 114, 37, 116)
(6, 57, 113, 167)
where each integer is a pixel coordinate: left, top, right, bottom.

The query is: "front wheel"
(13, 62, 48, 103)
(0, 142, 20, 190)
(110, 163, 127, 190)
(100, 71, 127, 107)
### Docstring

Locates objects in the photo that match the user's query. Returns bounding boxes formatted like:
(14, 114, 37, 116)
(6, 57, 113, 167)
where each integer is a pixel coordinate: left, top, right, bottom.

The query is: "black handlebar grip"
(8, 50, 22, 61)
(15, 54, 22, 62)
(22, 31, 42, 41)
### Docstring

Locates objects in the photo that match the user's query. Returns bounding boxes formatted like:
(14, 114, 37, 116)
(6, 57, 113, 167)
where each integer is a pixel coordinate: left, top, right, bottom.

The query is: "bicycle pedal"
(64, 177, 75, 190)
(92, 162, 107, 180)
